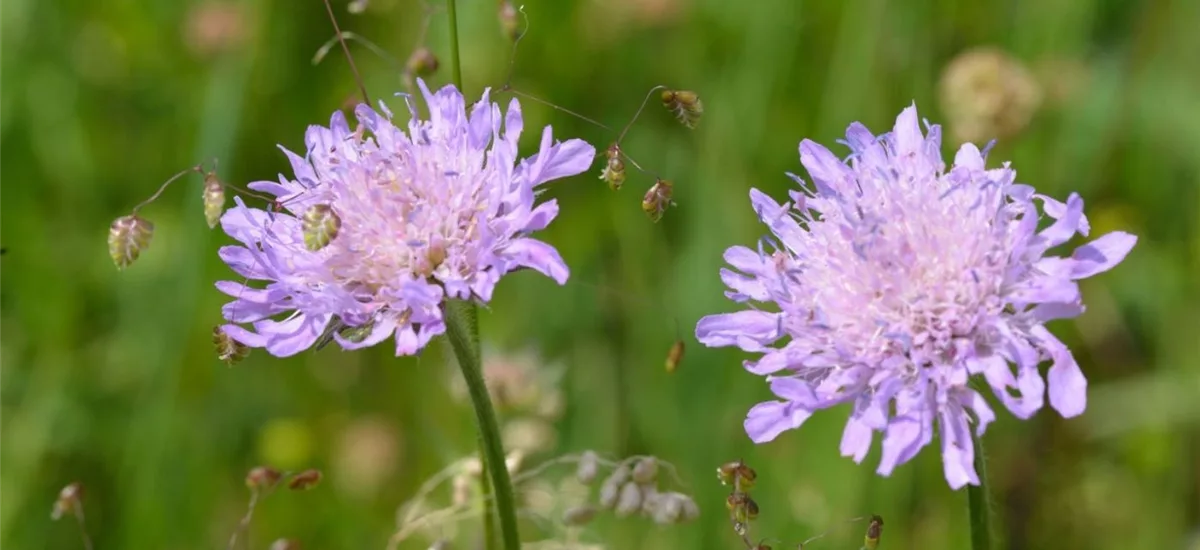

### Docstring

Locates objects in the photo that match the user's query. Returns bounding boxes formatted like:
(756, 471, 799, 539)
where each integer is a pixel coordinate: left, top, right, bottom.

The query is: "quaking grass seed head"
(51, 482, 83, 520)
(302, 204, 341, 251)
(202, 171, 226, 229)
(661, 89, 703, 129)
(600, 143, 626, 191)
(498, 0, 521, 41)
(642, 178, 674, 222)
(108, 215, 154, 269)
(287, 469, 323, 490)
(245, 466, 283, 490)
(214, 326, 250, 365)
(406, 47, 439, 78)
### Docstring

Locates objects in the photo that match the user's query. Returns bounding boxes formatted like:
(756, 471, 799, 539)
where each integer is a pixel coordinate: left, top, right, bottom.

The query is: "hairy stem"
(444, 300, 520, 550)
(446, 0, 463, 89)
(968, 436, 993, 550)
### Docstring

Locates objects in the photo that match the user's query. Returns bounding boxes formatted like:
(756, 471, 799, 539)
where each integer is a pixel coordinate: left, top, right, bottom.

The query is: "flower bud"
(642, 178, 673, 223)
(631, 457, 658, 484)
(214, 326, 250, 365)
(562, 505, 599, 526)
(665, 339, 684, 373)
(678, 493, 700, 522)
(939, 47, 1041, 144)
(51, 482, 83, 520)
(302, 204, 341, 251)
(599, 143, 626, 191)
(202, 171, 226, 229)
(108, 215, 154, 269)
(606, 464, 631, 486)
(406, 47, 439, 78)
(640, 484, 661, 515)
(245, 466, 282, 490)
(661, 90, 703, 129)
(498, 0, 521, 41)
(288, 469, 323, 490)
(576, 451, 599, 484)
(614, 481, 642, 518)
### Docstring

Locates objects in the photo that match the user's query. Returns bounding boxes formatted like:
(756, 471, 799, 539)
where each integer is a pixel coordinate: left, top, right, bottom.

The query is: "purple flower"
(696, 105, 1136, 489)
(217, 80, 595, 357)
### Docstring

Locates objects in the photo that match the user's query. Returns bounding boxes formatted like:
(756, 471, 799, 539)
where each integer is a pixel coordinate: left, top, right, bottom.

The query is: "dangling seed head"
(302, 204, 341, 251)
(631, 457, 658, 484)
(599, 143, 626, 191)
(726, 493, 758, 523)
(498, 1, 521, 41)
(348, 0, 370, 14)
(679, 494, 700, 522)
(661, 90, 703, 129)
(651, 493, 684, 525)
(51, 482, 83, 520)
(640, 484, 661, 515)
(406, 47, 440, 78)
(245, 466, 283, 490)
(598, 477, 620, 509)
(665, 339, 684, 373)
(287, 469, 323, 490)
(562, 505, 599, 526)
(642, 178, 674, 222)
(576, 450, 599, 484)
(202, 171, 226, 229)
(214, 326, 250, 365)
(108, 215, 154, 269)
(451, 473, 472, 507)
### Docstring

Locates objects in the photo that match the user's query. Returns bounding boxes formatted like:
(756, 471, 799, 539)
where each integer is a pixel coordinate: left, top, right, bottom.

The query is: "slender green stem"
(444, 300, 520, 550)
(968, 435, 993, 550)
(445, 0, 463, 89)
(477, 449, 497, 550)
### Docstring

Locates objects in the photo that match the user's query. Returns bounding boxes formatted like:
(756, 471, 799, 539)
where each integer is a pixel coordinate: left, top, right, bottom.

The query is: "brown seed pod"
(864, 514, 883, 550)
(498, 1, 521, 41)
(665, 339, 684, 373)
(51, 482, 83, 520)
(406, 47, 439, 77)
(202, 171, 226, 229)
(599, 143, 626, 191)
(245, 466, 283, 490)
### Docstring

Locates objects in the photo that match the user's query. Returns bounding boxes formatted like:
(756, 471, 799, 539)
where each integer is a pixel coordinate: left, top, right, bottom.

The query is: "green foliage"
(3, 0, 1199, 549)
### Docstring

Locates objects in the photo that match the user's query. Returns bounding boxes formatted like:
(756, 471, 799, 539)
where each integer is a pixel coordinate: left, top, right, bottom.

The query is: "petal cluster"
(696, 105, 1136, 489)
(218, 80, 595, 357)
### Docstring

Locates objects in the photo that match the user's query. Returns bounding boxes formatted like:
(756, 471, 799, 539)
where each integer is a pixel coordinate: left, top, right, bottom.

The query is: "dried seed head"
(348, 0, 370, 14)
(864, 515, 883, 550)
(214, 326, 250, 365)
(498, 0, 521, 41)
(665, 339, 684, 373)
(202, 171, 226, 229)
(287, 469, 323, 490)
(661, 89, 703, 129)
(939, 47, 1041, 144)
(51, 482, 83, 520)
(642, 178, 674, 222)
(631, 457, 658, 484)
(246, 466, 283, 490)
(269, 539, 301, 550)
(614, 481, 643, 517)
(606, 463, 631, 486)
(719, 460, 757, 489)
(108, 215, 154, 269)
(302, 204, 341, 251)
(599, 143, 626, 191)
(406, 47, 440, 78)
(562, 505, 600, 526)
(726, 493, 758, 523)
(678, 494, 700, 522)
(576, 451, 599, 484)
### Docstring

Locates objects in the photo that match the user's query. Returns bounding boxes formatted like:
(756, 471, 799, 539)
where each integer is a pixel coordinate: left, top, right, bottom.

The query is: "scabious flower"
(217, 80, 595, 357)
(696, 105, 1136, 489)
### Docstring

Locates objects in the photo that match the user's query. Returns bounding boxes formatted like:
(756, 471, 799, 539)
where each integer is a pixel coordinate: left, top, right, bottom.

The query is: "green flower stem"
(477, 450, 497, 550)
(446, 0, 463, 90)
(968, 435, 993, 550)
(444, 300, 520, 550)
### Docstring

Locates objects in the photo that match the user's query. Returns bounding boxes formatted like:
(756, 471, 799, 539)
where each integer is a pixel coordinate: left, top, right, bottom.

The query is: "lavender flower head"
(217, 80, 595, 357)
(696, 105, 1136, 489)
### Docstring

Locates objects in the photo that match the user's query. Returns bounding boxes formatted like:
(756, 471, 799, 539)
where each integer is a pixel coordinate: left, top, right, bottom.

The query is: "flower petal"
(1067, 231, 1137, 279)
(695, 311, 782, 349)
(744, 401, 810, 443)
(500, 238, 569, 284)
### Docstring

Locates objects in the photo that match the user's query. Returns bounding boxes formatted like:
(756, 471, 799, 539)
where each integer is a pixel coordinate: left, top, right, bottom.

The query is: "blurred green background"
(3, 0, 1199, 548)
